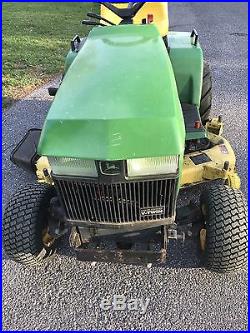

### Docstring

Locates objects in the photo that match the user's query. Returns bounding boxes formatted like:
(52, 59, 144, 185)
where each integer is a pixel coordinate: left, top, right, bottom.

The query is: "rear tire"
(200, 62, 212, 123)
(3, 184, 57, 266)
(200, 185, 247, 273)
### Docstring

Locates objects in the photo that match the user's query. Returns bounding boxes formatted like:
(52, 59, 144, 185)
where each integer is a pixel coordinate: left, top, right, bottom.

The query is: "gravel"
(2, 2, 248, 330)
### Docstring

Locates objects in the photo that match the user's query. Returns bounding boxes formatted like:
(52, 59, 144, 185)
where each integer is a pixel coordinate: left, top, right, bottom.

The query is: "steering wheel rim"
(100, 2, 146, 20)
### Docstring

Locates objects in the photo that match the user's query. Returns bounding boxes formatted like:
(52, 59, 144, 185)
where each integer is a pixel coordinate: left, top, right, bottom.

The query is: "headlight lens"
(127, 155, 179, 178)
(48, 157, 97, 177)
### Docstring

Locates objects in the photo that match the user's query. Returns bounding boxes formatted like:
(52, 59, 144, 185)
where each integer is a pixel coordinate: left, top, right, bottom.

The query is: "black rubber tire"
(3, 184, 57, 266)
(199, 62, 212, 123)
(200, 185, 248, 273)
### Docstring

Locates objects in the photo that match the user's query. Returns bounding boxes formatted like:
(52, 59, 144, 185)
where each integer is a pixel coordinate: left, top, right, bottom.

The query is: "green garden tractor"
(3, 2, 247, 273)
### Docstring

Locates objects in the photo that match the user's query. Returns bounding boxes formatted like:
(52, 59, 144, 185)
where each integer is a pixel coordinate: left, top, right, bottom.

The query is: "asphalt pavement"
(2, 2, 248, 330)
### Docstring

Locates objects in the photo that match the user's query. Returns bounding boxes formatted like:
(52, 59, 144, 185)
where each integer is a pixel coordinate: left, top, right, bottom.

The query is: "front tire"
(199, 62, 212, 124)
(3, 184, 57, 266)
(200, 185, 247, 273)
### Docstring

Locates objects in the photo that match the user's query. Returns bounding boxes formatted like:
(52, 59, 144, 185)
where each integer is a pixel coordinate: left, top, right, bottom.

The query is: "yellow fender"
(181, 131, 241, 189)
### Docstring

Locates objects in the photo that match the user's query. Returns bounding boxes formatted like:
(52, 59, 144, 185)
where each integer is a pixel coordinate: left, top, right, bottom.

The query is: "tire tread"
(3, 184, 56, 266)
(201, 185, 247, 273)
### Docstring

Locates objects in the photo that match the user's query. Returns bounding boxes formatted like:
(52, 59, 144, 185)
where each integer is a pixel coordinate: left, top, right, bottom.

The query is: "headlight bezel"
(125, 155, 179, 180)
(48, 157, 98, 178)
(48, 155, 179, 179)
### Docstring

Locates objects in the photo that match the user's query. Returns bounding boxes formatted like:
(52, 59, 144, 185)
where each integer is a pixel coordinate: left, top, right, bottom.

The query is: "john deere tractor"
(4, 2, 247, 273)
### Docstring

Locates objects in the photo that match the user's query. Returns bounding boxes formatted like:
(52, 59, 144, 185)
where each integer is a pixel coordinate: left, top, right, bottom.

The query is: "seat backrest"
(100, 2, 168, 37)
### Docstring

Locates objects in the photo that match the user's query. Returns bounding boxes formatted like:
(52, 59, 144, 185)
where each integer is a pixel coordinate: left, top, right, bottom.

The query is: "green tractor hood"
(38, 24, 185, 160)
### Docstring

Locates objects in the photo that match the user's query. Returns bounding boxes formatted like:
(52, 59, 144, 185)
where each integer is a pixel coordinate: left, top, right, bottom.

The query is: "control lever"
(81, 20, 107, 27)
(48, 87, 58, 96)
(87, 12, 115, 26)
(190, 29, 199, 46)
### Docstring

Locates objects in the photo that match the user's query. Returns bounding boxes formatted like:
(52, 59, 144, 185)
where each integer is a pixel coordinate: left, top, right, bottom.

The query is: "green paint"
(64, 50, 78, 74)
(63, 31, 204, 144)
(38, 24, 185, 161)
(186, 131, 206, 141)
(168, 31, 203, 107)
(64, 38, 87, 74)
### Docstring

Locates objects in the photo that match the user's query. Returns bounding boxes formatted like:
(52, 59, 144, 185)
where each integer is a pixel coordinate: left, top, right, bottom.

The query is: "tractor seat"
(100, 2, 169, 37)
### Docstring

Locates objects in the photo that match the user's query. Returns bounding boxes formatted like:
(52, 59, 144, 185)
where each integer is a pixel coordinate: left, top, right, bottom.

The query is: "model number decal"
(140, 206, 165, 216)
(219, 144, 229, 154)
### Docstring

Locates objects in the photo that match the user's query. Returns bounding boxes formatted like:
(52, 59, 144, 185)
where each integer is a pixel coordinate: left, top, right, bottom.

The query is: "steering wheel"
(100, 2, 146, 21)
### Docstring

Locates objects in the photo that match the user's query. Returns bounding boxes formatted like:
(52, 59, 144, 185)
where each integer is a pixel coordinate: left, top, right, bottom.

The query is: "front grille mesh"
(54, 178, 177, 223)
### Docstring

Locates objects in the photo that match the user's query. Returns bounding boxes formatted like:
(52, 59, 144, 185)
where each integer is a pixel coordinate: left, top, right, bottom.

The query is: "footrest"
(182, 103, 206, 140)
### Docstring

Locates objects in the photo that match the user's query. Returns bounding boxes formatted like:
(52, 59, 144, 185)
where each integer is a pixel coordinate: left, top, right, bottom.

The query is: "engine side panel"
(168, 31, 203, 107)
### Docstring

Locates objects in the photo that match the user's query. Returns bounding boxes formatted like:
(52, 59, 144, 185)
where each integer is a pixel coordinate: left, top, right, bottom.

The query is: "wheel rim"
(199, 228, 207, 252)
(42, 227, 55, 248)
(200, 203, 207, 251)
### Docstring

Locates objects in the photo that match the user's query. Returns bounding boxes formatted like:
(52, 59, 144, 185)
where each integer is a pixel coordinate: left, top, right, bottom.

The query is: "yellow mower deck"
(181, 118, 240, 189)
(181, 133, 240, 189)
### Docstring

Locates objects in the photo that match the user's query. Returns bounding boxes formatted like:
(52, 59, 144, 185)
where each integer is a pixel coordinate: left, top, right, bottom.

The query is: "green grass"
(2, 2, 98, 108)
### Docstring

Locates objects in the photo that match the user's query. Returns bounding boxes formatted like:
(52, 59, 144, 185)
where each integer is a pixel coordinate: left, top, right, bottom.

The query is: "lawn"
(2, 2, 98, 108)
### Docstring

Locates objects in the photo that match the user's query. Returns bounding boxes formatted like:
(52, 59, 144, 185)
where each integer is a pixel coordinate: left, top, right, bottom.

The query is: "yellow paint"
(36, 156, 53, 184)
(181, 132, 240, 188)
(205, 117, 223, 136)
(226, 172, 241, 189)
(100, 2, 169, 37)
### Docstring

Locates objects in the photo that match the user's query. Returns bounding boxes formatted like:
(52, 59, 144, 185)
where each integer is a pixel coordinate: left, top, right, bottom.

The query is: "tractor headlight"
(48, 157, 98, 177)
(127, 155, 179, 178)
